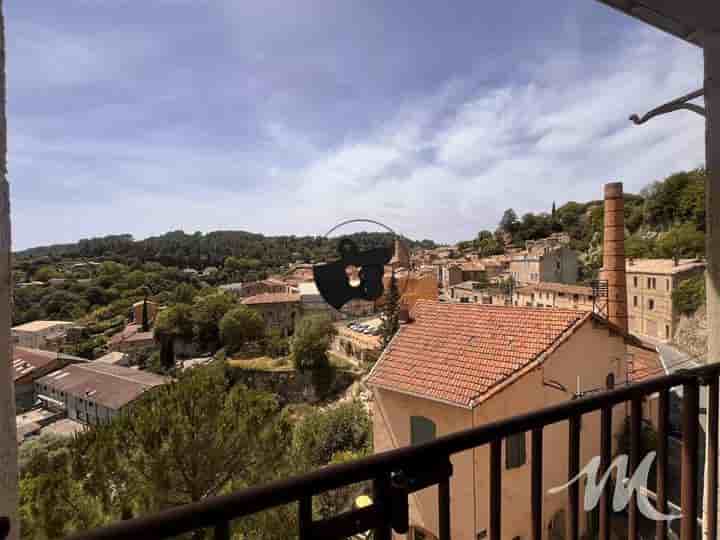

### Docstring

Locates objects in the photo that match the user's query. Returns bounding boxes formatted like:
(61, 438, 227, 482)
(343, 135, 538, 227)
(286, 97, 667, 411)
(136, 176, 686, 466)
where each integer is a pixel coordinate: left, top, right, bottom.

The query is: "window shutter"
(410, 416, 437, 446)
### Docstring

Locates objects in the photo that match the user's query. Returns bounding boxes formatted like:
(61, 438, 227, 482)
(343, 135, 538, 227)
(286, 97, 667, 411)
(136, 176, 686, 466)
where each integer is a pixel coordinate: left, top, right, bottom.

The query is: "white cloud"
(10, 23, 706, 249)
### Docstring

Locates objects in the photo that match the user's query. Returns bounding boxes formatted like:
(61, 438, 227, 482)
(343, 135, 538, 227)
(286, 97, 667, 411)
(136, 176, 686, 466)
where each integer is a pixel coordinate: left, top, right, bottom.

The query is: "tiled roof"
(625, 258, 705, 275)
(12, 347, 58, 381)
(37, 363, 168, 410)
(627, 345, 664, 382)
(108, 324, 154, 346)
(12, 320, 72, 333)
(368, 300, 590, 408)
(242, 292, 301, 305)
(516, 282, 593, 296)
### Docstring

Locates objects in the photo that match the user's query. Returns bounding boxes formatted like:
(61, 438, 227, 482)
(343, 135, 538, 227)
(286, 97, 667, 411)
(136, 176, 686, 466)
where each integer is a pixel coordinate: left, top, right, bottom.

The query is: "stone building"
(513, 282, 595, 311)
(242, 292, 301, 336)
(626, 258, 706, 341)
(508, 234, 579, 285)
(11, 320, 73, 351)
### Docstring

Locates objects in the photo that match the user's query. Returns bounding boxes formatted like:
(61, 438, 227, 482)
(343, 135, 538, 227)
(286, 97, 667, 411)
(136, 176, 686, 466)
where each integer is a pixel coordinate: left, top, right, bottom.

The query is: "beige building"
(241, 292, 301, 336)
(11, 320, 73, 351)
(513, 282, 596, 311)
(332, 322, 382, 363)
(36, 363, 167, 426)
(509, 235, 579, 285)
(625, 258, 706, 341)
(368, 300, 659, 540)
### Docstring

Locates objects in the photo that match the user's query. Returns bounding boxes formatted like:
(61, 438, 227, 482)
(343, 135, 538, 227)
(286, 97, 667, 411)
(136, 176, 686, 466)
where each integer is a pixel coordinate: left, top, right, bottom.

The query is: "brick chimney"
(602, 182, 628, 333)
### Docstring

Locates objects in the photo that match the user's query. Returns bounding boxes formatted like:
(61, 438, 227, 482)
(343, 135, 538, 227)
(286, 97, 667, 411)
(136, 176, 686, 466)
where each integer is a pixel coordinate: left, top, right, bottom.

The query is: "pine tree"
(551, 201, 556, 219)
(380, 272, 401, 349)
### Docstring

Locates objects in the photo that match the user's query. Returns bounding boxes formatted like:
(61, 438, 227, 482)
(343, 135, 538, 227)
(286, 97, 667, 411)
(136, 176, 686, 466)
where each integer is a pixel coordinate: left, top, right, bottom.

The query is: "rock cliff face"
(674, 305, 708, 361)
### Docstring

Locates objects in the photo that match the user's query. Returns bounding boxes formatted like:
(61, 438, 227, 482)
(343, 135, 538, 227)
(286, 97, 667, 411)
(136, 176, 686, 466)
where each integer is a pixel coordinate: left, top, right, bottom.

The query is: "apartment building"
(35, 363, 168, 426)
(508, 235, 579, 285)
(11, 347, 83, 412)
(625, 258, 706, 341)
(513, 282, 595, 311)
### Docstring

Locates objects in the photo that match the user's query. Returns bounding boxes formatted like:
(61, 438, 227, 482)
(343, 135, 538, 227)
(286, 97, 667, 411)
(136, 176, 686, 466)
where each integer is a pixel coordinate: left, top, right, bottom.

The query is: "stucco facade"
(372, 320, 632, 540)
(625, 259, 706, 342)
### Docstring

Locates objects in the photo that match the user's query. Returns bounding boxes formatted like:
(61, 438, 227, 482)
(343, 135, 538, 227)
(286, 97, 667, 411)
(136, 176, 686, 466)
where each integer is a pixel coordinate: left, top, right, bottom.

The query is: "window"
(648, 299, 655, 310)
(666, 279, 670, 291)
(633, 276, 638, 287)
(666, 325, 670, 339)
(633, 296, 638, 307)
(506, 432, 526, 469)
(647, 277, 651, 289)
(410, 416, 436, 446)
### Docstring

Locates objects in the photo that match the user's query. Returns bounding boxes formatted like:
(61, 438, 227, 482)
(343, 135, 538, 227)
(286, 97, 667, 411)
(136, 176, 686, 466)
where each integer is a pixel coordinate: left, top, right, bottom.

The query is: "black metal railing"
(6, 362, 720, 540)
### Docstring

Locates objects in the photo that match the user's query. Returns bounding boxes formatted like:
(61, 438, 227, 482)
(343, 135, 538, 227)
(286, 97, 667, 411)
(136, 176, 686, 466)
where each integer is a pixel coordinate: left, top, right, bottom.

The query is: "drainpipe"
(705, 29, 720, 540)
(0, 2, 18, 539)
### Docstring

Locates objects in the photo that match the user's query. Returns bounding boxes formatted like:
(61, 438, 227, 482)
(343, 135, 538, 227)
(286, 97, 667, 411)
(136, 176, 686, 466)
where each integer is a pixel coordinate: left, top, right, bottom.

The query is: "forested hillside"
(16, 230, 436, 270)
(462, 168, 706, 279)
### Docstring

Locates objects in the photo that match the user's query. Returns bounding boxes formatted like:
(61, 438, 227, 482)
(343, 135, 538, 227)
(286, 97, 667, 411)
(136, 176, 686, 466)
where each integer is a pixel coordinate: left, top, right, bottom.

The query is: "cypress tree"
(380, 272, 401, 349)
(141, 297, 150, 332)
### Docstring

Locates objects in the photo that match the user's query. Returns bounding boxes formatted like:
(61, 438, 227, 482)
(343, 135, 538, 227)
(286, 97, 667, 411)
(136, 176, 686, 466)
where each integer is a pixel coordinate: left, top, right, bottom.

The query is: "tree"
(291, 400, 371, 473)
(655, 223, 705, 259)
(291, 314, 337, 371)
(154, 304, 194, 369)
(499, 208, 519, 234)
(672, 274, 706, 315)
(380, 273, 400, 349)
(76, 365, 291, 518)
(191, 293, 235, 349)
(220, 306, 265, 354)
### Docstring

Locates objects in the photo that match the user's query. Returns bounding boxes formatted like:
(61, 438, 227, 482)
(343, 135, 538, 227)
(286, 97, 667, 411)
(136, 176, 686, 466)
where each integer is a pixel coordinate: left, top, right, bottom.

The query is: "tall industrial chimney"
(602, 182, 628, 333)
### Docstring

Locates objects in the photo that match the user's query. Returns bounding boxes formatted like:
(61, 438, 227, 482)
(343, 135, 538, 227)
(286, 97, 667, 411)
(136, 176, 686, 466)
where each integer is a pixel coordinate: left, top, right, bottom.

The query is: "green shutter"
(410, 416, 436, 446)
(505, 432, 526, 469)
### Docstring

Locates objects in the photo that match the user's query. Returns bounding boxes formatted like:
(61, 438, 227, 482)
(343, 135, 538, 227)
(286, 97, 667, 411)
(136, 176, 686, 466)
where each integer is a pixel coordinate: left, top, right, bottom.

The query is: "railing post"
(628, 396, 642, 540)
(598, 374, 613, 540)
(531, 428, 543, 540)
(438, 473, 451, 540)
(490, 439, 502, 540)
(373, 474, 392, 540)
(681, 379, 700, 540)
(567, 415, 580, 540)
(213, 521, 230, 540)
(298, 496, 312, 540)
(656, 388, 670, 540)
(707, 376, 719, 540)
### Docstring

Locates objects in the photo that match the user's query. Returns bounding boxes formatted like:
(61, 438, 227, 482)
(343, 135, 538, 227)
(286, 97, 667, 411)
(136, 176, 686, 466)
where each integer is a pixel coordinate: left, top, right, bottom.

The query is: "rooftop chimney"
(602, 182, 628, 333)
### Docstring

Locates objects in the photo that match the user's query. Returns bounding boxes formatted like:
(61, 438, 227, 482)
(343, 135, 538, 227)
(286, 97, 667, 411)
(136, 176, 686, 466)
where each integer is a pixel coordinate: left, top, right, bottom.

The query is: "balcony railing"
(6, 361, 720, 540)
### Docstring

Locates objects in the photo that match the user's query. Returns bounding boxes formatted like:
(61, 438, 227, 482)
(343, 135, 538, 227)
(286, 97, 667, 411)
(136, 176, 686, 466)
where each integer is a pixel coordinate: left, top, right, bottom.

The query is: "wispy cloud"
(7, 2, 705, 249)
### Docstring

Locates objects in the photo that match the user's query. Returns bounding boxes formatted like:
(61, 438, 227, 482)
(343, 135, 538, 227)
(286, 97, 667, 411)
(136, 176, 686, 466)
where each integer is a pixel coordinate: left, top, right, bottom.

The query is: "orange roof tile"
(627, 345, 664, 382)
(368, 300, 591, 408)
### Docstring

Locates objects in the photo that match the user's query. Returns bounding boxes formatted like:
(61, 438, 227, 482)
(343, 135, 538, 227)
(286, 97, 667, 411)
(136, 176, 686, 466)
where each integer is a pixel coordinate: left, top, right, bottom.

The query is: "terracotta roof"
(37, 363, 168, 410)
(628, 345, 664, 382)
(109, 324, 154, 346)
(625, 258, 705, 275)
(12, 347, 58, 381)
(517, 282, 593, 296)
(242, 292, 301, 305)
(368, 300, 591, 408)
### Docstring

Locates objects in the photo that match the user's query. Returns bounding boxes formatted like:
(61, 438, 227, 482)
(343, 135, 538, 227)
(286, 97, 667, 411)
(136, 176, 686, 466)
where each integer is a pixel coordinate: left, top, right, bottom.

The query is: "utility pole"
(0, 1, 18, 538)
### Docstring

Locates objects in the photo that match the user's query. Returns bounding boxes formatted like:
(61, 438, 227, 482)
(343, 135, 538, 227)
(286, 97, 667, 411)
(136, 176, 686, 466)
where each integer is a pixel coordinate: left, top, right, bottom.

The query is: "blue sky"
(7, 1, 706, 249)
